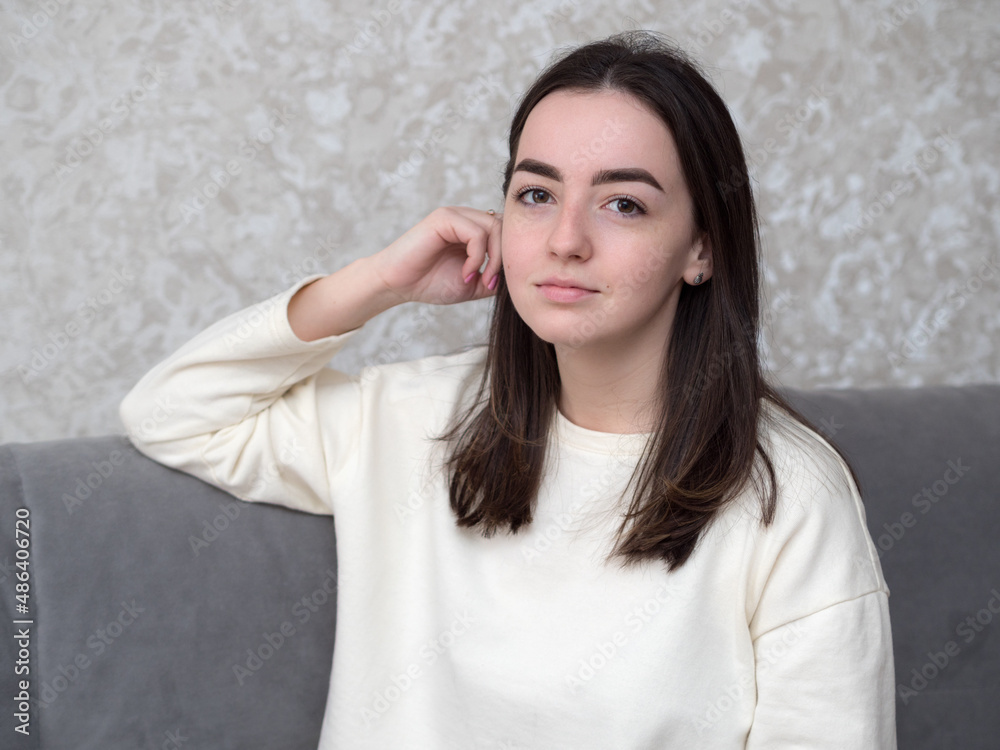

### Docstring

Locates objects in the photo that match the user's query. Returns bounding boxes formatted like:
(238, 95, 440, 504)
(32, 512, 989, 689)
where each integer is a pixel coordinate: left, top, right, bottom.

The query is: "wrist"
(352, 254, 407, 314)
(287, 257, 403, 342)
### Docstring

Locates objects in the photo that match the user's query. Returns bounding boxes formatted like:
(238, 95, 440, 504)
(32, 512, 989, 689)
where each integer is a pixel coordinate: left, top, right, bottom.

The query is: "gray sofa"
(2, 385, 999, 749)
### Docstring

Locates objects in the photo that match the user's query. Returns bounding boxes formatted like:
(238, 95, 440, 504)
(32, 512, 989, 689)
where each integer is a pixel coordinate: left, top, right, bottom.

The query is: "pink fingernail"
(488, 274, 498, 290)
(464, 272, 476, 284)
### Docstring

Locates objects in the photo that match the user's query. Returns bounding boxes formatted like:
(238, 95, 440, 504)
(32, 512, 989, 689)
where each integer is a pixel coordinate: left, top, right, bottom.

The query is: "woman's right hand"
(367, 206, 503, 306)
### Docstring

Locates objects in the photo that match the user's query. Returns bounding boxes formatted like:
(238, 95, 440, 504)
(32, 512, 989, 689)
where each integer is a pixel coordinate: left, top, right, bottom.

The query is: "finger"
(430, 207, 497, 288)
(451, 207, 501, 289)
(451, 205, 499, 227)
(426, 209, 482, 276)
(464, 210, 500, 284)
(480, 213, 503, 293)
(462, 243, 484, 287)
(454, 220, 490, 285)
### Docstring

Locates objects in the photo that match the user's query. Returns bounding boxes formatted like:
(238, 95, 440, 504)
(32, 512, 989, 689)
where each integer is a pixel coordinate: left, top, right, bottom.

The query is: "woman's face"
(501, 88, 711, 356)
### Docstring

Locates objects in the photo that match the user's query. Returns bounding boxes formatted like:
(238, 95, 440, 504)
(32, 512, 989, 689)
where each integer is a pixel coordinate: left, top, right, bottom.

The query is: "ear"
(685, 231, 713, 286)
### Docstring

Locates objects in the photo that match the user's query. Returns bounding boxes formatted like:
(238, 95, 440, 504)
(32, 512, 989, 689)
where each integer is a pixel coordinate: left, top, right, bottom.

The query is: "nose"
(546, 201, 592, 262)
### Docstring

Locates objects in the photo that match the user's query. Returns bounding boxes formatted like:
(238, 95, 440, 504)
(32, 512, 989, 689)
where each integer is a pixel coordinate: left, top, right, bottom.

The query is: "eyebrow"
(512, 158, 664, 192)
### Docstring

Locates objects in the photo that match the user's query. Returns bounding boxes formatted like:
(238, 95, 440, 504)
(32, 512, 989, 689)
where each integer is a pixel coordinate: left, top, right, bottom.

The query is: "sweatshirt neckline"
(552, 408, 652, 456)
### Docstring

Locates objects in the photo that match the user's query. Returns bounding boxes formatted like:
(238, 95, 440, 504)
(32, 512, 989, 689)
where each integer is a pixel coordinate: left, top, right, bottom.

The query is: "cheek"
(500, 242, 533, 308)
(610, 255, 672, 305)
(500, 235, 524, 278)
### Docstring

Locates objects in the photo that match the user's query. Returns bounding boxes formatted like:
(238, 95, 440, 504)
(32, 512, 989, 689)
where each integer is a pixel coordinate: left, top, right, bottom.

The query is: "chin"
(520, 316, 603, 351)
(508, 292, 605, 349)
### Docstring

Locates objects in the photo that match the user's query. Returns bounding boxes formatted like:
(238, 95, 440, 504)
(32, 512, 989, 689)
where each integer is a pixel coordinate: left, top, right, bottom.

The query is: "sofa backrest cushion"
(2, 384, 999, 749)
(0, 435, 338, 750)
(784, 384, 1000, 750)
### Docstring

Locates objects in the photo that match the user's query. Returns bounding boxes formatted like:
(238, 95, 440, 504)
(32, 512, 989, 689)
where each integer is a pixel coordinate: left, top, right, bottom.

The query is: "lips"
(538, 276, 596, 290)
(536, 276, 598, 303)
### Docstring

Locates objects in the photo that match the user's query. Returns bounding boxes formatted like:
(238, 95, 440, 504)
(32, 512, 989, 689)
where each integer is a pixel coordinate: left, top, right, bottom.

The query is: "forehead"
(516, 89, 681, 182)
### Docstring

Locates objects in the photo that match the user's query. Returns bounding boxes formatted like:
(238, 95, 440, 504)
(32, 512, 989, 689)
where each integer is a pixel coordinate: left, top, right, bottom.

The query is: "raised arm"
(120, 207, 502, 514)
(288, 206, 504, 340)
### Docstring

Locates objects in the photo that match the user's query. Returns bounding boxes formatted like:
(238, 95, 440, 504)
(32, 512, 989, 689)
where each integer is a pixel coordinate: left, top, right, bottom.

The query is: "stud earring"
(693, 273, 704, 285)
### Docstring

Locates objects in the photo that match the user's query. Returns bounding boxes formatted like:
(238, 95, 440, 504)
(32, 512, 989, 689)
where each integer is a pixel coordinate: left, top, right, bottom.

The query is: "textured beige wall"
(1, 0, 997, 442)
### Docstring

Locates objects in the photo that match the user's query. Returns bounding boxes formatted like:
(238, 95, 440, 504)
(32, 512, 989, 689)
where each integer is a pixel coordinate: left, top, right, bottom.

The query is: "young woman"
(121, 30, 895, 749)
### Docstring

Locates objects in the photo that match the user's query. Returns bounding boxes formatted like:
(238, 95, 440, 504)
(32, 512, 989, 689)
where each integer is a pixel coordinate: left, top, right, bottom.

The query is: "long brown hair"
(440, 30, 854, 572)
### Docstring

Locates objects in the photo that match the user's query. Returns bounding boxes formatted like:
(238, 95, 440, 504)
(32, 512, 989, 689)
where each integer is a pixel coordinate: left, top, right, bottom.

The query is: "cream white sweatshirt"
(120, 274, 896, 749)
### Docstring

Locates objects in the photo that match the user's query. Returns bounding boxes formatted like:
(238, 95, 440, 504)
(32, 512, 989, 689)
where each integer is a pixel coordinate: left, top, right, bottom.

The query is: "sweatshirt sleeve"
(744, 412, 897, 748)
(746, 592, 896, 748)
(119, 273, 362, 515)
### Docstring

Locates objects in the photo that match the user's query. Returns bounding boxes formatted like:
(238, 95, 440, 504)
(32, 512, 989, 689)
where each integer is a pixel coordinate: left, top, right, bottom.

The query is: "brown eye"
(607, 195, 646, 216)
(516, 186, 551, 205)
